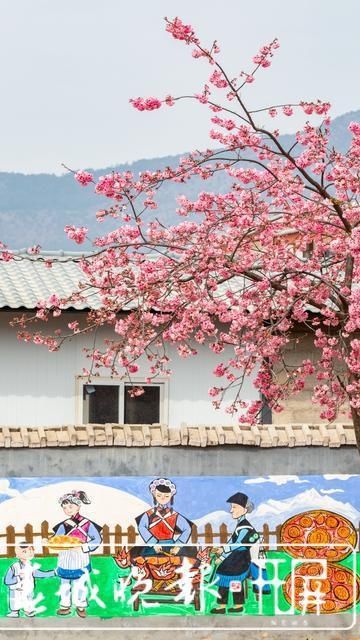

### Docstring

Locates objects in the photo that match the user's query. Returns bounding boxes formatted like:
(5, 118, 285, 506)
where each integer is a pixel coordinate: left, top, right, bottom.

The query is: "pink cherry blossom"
(165, 17, 197, 43)
(130, 97, 162, 111)
(64, 225, 88, 244)
(209, 70, 228, 89)
(0, 251, 13, 262)
(282, 105, 293, 116)
(349, 121, 360, 135)
(28, 245, 41, 255)
(128, 364, 139, 374)
(74, 170, 93, 186)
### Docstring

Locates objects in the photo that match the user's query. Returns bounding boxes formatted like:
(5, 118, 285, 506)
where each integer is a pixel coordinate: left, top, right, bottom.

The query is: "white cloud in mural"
(244, 476, 309, 486)
(320, 489, 344, 495)
(323, 474, 358, 481)
(0, 479, 19, 497)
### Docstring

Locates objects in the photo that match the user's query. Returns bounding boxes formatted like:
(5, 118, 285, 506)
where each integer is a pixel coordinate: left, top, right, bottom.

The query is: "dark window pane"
(260, 393, 272, 424)
(85, 385, 119, 424)
(124, 385, 160, 424)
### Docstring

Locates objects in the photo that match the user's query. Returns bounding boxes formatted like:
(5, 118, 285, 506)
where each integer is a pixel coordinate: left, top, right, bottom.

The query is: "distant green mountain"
(0, 110, 359, 250)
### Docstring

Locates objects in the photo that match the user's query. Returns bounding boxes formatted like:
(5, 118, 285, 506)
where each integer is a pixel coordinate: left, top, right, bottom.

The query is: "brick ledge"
(0, 423, 355, 448)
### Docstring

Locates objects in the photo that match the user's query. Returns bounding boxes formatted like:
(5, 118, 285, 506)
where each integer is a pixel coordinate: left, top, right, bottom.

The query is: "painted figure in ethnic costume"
(51, 490, 102, 618)
(4, 542, 55, 617)
(136, 478, 193, 557)
(212, 492, 269, 614)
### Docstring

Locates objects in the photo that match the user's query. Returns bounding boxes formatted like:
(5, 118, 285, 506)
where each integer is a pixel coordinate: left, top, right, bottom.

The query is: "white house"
(0, 251, 259, 428)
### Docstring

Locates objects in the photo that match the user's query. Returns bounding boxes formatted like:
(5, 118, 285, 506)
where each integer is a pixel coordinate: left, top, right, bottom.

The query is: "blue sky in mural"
(0, 475, 358, 521)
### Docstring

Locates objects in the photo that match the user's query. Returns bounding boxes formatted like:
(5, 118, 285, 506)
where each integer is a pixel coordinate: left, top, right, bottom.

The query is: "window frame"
(75, 376, 169, 426)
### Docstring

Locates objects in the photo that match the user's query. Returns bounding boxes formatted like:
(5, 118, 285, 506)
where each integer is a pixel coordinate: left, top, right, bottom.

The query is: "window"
(260, 393, 272, 424)
(84, 385, 119, 424)
(303, 241, 314, 259)
(79, 378, 168, 425)
(124, 385, 160, 424)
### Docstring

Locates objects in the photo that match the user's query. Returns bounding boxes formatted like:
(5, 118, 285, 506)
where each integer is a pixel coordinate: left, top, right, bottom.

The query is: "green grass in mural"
(0, 554, 358, 618)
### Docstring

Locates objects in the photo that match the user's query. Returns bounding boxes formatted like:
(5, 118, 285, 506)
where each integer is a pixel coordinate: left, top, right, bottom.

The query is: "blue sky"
(1, 475, 358, 520)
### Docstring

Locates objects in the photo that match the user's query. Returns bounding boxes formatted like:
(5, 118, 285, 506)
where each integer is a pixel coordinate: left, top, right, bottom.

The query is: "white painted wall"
(0, 311, 259, 427)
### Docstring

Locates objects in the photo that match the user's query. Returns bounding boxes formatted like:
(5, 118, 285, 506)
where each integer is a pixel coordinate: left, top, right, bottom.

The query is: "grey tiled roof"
(0, 250, 245, 312)
(0, 251, 102, 310)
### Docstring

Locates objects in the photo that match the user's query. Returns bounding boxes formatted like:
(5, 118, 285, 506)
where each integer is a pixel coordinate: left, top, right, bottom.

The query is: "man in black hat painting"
(211, 491, 261, 614)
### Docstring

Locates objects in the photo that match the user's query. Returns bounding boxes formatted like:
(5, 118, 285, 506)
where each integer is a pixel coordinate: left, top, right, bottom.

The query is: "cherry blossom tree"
(4, 17, 360, 450)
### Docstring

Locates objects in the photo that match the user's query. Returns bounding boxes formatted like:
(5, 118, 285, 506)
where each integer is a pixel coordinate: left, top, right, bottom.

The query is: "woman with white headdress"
(50, 490, 102, 618)
(135, 478, 193, 557)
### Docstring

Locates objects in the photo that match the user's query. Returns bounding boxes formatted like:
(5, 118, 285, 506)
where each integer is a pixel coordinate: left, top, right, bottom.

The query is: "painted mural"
(0, 475, 358, 619)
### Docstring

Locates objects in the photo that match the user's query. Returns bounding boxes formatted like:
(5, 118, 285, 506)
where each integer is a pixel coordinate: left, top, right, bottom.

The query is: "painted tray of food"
(280, 510, 357, 561)
(47, 535, 83, 552)
(133, 555, 184, 581)
(282, 561, 360, 614)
